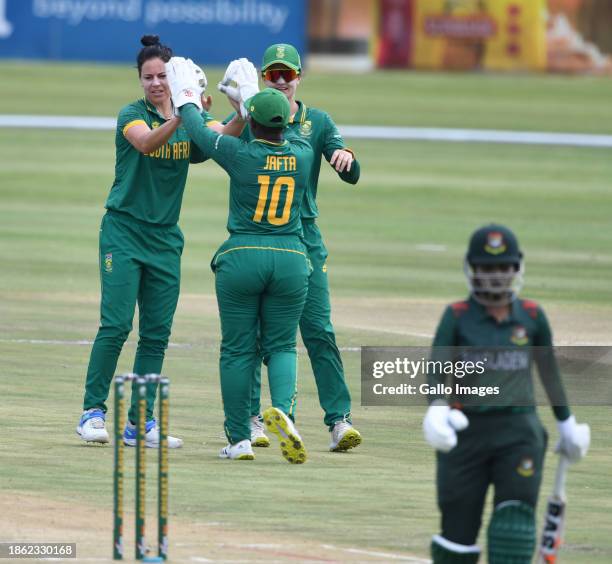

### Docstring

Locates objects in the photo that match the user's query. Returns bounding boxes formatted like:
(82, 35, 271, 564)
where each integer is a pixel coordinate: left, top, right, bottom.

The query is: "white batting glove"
(218, 58, 259, 118)
(423, 402, 469, 452)
(555, 415, 590, 462)
(165, 57, 203, 112)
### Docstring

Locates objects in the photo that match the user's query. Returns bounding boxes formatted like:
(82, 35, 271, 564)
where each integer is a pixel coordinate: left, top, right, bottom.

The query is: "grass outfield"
(1, 62, 612, 562)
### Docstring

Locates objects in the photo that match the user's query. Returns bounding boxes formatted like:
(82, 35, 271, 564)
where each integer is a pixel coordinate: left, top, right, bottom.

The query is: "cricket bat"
(539, 454, 570, 563)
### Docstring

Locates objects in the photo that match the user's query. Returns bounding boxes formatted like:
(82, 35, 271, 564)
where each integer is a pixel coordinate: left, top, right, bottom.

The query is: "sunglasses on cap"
(263, 68, 299, 83)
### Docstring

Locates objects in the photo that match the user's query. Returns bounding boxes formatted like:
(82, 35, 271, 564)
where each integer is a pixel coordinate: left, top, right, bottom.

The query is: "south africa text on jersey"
(264, 155, 297, 171)
(146, 141, 191, 160)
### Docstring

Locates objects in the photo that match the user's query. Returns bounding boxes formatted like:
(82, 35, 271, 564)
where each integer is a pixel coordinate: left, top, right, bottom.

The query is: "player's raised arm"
(211, 113, 246, 137)
(124, 118, 182, 154)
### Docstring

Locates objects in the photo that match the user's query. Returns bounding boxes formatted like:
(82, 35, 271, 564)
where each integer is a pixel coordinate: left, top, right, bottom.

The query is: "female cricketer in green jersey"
(76, 36, 245, 448)
(220, 44, 363, 452)
(423, 224, 591, 563)
(166, 57, 315, 462)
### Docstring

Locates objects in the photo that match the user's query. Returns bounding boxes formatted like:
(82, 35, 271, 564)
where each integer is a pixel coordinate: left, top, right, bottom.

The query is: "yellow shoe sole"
(330, 428, 362, 452)
(262, 407, 307, 464)
(251, 436, 271, 448)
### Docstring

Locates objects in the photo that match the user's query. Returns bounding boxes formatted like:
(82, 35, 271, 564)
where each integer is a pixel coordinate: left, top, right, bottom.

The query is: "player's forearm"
(217, 114, 246, 137)
(427, 344, 453, 404)
(328, 147, 360, 184)
(426, 369, 448, 404)
(553, 406, 571, 421)
(134, 117, 181, 154)
(535, 349, 571, 421)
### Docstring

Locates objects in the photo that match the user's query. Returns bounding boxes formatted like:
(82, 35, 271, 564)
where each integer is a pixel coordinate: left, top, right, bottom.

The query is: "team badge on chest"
(104, 253, 113, 273)
(300, 120, 312, 137)
(510, 325, 528, 346)
(517, 457, 535, 477)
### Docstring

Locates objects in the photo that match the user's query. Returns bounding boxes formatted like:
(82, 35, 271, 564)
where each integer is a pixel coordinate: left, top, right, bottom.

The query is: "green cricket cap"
(261, 43, 301, 72)
(466, 224, 523, 265)
(245, 88, 291, 128)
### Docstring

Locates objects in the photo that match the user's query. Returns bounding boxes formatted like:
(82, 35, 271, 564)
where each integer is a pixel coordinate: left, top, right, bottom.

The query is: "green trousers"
(436, 410, 548, 545)
(250, 220, 352, 429)
(82, 210, 183, 422)
(213, 235, 310, 444)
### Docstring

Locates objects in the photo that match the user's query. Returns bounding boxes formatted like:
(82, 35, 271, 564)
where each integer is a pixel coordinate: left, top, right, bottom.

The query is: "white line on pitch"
(0, 338, 364, 351)
(415, 244, 447, 252)
(321, 544, 431, 562)
(2, 114, 612, 148)
(2, 337, 603, 347)
(343, 326, 433, 339)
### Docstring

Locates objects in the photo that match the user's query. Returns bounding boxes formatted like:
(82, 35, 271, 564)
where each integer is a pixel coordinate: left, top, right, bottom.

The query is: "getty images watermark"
(371, 354, 495, 397)
(361, 346, 612, 407)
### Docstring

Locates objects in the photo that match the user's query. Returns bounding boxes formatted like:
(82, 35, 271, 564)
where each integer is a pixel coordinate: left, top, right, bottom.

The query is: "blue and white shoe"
(76, 409, 109, 444)
(123, 419, 183, 449)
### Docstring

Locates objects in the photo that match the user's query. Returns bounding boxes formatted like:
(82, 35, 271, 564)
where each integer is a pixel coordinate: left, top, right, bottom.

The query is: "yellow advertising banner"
(412, 0, 547, 71)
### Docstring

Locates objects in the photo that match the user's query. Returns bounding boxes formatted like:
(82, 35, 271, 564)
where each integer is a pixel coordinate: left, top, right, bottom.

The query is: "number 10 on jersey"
(253, 175, 295, 226)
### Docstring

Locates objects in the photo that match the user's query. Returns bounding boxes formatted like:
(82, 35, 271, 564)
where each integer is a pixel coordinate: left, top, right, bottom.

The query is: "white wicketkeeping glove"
(217, 58, 259, 118)
(187, 58, 207, 94)
(165, 56, 203, 112)
(423, 402, 469, 452)
(217, 59, 242, 102)
(555, 415, 590, 462)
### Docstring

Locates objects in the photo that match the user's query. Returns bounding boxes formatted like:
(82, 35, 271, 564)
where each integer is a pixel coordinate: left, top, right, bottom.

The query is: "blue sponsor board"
(0, 0, 305, 64)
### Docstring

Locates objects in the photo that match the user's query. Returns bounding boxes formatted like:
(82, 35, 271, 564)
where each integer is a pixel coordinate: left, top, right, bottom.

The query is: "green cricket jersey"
(227, 100, 360, 219)
(429, 297, 570, 420)
(106, 98, 214, 225)
(180, 104, 314, 236)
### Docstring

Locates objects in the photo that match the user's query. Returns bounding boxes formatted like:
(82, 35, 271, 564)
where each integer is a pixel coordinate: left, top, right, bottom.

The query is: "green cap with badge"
(245, 88, 291, 128)
(261, 43, 302, 72)
(466, 224, 523, 265)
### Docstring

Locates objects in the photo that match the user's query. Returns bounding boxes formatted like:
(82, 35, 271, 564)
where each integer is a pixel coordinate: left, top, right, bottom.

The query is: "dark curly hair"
(137, 35, 173, 76)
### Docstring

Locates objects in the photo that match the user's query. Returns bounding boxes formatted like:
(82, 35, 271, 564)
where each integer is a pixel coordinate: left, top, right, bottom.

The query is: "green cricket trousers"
(213, 234, 311, 444)
(436, 410, 548, 546)
(250, 220, 352, 429)
(83, 210, 183, 422)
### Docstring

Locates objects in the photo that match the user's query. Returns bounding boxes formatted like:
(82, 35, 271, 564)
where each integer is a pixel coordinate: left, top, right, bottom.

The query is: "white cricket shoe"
(250, 415, 270, 447)
(123, 419, 183, 449)
(76, 409, 110, 444)
(329, 420, 362, 452)
(219, 439, 255, 460)
(262, 407, 307, 464)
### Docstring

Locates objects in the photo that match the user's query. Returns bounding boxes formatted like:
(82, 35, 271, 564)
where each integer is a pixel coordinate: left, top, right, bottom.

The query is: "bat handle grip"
(553, 454, 570, 498)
